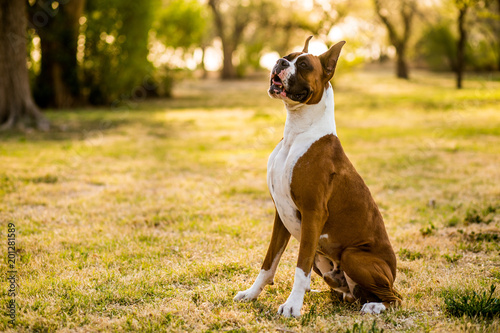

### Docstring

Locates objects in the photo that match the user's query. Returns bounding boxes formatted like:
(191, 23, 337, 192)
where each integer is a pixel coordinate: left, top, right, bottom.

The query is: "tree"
(487, 0, 500, 70)
(417, 22, 458, 72)
(374, 0, 417, 79)
(0, 0, 48, 130)
(153, 0, 210, 77)
(206, 0, 349, 79)
(454, 0, 482, 89)
(249, 0, 350, 62)
(208, 0, 254, 79)
(456, 1, 469, 89)
(154, 0, 207, 50)
(28, 0, 86, 108)
(497, 0, 500, 70)
(83, 0, 157, 105)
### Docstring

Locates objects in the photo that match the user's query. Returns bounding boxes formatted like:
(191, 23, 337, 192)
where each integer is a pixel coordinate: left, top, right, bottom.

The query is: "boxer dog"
(234, 36, 401, 317)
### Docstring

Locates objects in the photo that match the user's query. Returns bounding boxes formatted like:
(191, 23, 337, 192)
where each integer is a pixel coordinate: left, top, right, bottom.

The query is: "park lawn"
(1, 68, 499, 332)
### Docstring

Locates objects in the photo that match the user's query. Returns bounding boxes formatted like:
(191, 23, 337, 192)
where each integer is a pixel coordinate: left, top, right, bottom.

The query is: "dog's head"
(268, 36, 345, 105)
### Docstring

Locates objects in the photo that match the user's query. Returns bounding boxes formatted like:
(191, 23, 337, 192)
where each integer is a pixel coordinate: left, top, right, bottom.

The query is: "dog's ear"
(319, 41, 346, 79)
(302, 35, 313, 53)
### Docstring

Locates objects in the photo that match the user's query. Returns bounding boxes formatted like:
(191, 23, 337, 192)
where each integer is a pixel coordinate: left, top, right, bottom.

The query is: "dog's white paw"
(278, 296, 303, 317)
(234, 288, 260, 302)
(277, 267, 310, 317)
(234, 269, 275, 302)
(360, 302, 386, 314)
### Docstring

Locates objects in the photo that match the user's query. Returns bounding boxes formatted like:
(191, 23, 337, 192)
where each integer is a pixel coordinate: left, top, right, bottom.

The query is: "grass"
(443, 285, 500, 319)
(345, 320, 385, 333)
(1, 68, 500, 332)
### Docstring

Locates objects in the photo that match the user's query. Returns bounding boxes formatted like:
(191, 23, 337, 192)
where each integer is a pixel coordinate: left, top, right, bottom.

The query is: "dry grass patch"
(1, 70, 499, 332)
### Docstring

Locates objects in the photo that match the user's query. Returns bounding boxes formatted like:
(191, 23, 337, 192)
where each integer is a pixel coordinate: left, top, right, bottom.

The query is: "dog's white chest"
(267, 86, 336, 241)
(267, 140, 303, 240)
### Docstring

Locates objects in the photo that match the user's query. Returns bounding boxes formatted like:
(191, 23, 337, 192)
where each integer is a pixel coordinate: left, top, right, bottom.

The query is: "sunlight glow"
(259, 52, 280, 70)
(204, 39, 223, 71)
(307, 41, 328, 55)
(31, 36, 41, 63)
(328, 27, 344, 42)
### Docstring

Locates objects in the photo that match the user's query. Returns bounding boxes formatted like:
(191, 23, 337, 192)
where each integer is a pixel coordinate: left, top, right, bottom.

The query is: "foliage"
(417, 22, 457, 71)
(443, 285, 500, 318)
(401, 0, 500, 73)
(466, 36, 499, 71)
(153, 0, 208, 50)
(82, 0, 158, 105)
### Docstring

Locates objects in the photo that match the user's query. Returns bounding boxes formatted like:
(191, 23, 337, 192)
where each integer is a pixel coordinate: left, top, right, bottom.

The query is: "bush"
(466, 37, 499, 72)
(417, 22, 457, 72)
(443, 285, 500, 318)
(83, 0, 156, 105)
(417, 22, 499, 72)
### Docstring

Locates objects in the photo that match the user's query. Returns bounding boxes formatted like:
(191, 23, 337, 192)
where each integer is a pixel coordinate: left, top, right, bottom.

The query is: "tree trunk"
(374, 0, 415, 80)
(396, 46, 409, 79)
(200, 46, 208, 79)
(497, 0, 500, 71)
(31, 0, 85, 108)
(221, 41, 237, 79)
(208, 0, 238, 80)
(456, 6, 468, 89)
(0, 0, 48, 130)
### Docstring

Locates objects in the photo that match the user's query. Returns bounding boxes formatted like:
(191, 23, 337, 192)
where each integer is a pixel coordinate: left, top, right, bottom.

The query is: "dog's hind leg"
(340, 248, 400, 314)
(314, 254, 355, 302)
(344, 274, 381, 304)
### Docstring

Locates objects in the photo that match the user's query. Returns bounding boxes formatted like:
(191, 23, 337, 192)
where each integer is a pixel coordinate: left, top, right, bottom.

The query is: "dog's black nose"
(278, 59, 289, 68)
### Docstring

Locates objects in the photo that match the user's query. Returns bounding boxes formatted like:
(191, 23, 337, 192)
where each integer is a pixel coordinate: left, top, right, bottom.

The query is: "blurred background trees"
(28, 0, 85, 108)
(82, 0, 156, 105)
(0, 0, 499, 129)
(374, 0, 417, 79)
(0, 0, 49, 130)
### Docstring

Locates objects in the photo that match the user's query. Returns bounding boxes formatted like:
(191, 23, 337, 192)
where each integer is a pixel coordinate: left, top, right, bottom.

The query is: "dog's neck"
(282, 84, 337, 143)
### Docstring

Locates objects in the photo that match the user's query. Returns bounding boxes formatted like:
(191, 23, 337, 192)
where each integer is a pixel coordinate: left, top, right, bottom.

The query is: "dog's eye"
(299, 62, 308, 69)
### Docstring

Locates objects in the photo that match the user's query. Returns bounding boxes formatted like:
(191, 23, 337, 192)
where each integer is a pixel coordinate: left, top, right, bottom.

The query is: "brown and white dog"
(234, 36, 401, 317)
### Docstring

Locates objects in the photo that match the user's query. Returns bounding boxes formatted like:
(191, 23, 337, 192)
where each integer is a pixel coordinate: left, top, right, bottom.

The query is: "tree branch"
(208, 0, 225, 43)
(374, 0, 401, 46)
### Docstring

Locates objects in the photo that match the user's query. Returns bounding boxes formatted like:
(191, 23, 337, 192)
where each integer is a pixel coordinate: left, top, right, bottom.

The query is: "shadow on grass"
(0, 107, 175, 143)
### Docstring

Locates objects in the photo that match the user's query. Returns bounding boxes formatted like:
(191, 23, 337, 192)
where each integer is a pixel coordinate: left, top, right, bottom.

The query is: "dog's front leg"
(278, 209, 326, 317)
(234, 211, 290, 301)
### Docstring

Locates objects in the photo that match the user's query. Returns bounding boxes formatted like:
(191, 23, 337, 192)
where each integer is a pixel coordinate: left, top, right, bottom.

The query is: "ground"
(0, 68, 499, 332)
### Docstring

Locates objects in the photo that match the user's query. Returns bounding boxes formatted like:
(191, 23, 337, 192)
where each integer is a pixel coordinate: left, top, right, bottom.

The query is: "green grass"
(443, 285, 500, 319)
(345, 320, 385, 333)
(1, 68, 500, 332)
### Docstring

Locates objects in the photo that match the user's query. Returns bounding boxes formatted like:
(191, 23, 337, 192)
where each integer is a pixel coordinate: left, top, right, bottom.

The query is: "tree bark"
(0, 0, 48, 130)
(29, 0, 85, 108)
(456, 6, 468, 89)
